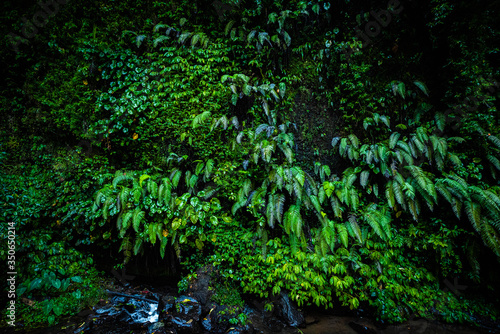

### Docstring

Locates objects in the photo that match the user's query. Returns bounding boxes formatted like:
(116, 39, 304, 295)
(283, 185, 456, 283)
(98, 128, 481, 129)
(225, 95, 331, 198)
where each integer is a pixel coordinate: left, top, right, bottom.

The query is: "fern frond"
(121, 211, 134, 230)
(134, 237, 143, 255)
(389, 132, 400, 149)
(113, 173, 135, 188)
(386, 180, 396, 209)
(487, 155, 500, 171)
(435, 112, 446, 132)
(348, 215, 362, 243)
(435, 180, 452, 204)
(487, 134, 500, 149)
(275, 194, 286, 223)
(171, 169, 182, 188)
(465, 201, 482, 233)
(392, 180, 405, 208)
(348, 134, 359, 149)
(360, 170, 369, 188)
(339, 138, 348, 157)
(330, 197, 343, 218)
(310, 194, 322, 214)
(266, 195, 275, 228)
(442, 178, 469, 201)
(336, 224, 349, 248)
(132, 208, 145, 232)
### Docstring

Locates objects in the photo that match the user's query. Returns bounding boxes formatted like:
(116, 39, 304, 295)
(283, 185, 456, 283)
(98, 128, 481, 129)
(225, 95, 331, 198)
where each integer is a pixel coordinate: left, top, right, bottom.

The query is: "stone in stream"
(167, 295, 202, 334)
(184, 265, 215, 313)
(148, 321, 178, 334)
(159, 295, 177, 317)
(276, 292, 305, 328)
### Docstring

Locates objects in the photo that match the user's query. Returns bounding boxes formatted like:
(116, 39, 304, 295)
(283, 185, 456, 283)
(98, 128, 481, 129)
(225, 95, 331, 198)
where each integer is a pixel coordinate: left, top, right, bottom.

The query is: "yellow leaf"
(162, 230, 169, 237)
(133, 133, 139, 140)
(83, 80, 88, 85)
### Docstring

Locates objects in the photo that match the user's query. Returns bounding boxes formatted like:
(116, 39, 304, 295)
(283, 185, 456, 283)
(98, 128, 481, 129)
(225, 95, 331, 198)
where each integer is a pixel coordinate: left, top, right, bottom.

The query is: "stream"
(14, 282, 500, 334)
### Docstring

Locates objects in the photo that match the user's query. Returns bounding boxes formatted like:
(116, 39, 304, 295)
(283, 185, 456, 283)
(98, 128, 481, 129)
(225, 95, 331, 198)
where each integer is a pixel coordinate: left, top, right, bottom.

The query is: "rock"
(201, 304, 220, 332)
(276, 292, 305, 328)
(168, 296, 202, 334)
(148, 322, 178, 334)
(177, 295, 201, 321)
(226, 324, 254, 334)
(185, 265, 215, 313)
(159, 295, 177, 318)
(170, 316, 199, 334)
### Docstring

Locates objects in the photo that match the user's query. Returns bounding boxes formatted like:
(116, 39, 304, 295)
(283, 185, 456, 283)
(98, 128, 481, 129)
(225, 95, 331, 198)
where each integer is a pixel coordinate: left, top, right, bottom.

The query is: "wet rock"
(201, 304, 221, 332)
(226, 324, 254, 334)
(168, 296, 202, 334)
(177, 295, 201, 321)
(148, 322, 177, 334)
(185, 265, 214, 312)
(159, 295, 176, 318)
(170, 316, 198, 334)
(276, 292, 305, 328)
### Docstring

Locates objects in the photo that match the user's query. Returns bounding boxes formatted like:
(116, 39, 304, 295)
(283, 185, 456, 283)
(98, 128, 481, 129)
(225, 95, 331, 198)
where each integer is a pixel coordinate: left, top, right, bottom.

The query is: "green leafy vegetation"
(1, 0, 499, 329)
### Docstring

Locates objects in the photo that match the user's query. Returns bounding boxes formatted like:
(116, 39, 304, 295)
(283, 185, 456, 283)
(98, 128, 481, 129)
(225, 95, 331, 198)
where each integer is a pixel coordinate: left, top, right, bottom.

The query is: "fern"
(389, 132, 400, 149)
(435, 112, 446, 132)
(392, 180, 405, 208)
(120, 236, 133, 264)
(122, 211, 134, 230)
(413, 81, 429, 96)
(339, 138, 348, 156)
(450, 198, 463, 219)
(275, 194, 286, 223)
(435, 180, 453, 204)
(285, 205, 303, 236)
(348, 134, 359, 149)
(330, 197, 343, 218)
(331, 137, 341, 149)
(171, 169, 182, 188)
(386, 180, 396, 208)
(358, 170, 368, 188)
(406, 165, 436, 202)
(487, 154, 500, 171)
(132, 209, 145, 233)
(336, 224, 349, 248)
(465, 201, 482, 233)
(192, 110, 212, 128)
(309, 194, 322, 215)
(134, 237, 143, 256)
(113, 173, 135, 188)
(363, 204, 385, 239)
(348, 215, 363, 243)
(266, 195, 276, 228)
(487, 134, 500, 149)
(441, 178, 468, 201)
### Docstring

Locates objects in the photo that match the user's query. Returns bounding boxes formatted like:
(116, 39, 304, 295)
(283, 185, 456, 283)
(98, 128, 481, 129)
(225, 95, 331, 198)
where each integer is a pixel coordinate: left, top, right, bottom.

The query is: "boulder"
(276, 292, 305, 328)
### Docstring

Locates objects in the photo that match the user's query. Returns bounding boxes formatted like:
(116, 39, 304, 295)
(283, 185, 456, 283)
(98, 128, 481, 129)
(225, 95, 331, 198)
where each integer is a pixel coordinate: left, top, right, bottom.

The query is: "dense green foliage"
(1, 0, 500, 329)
